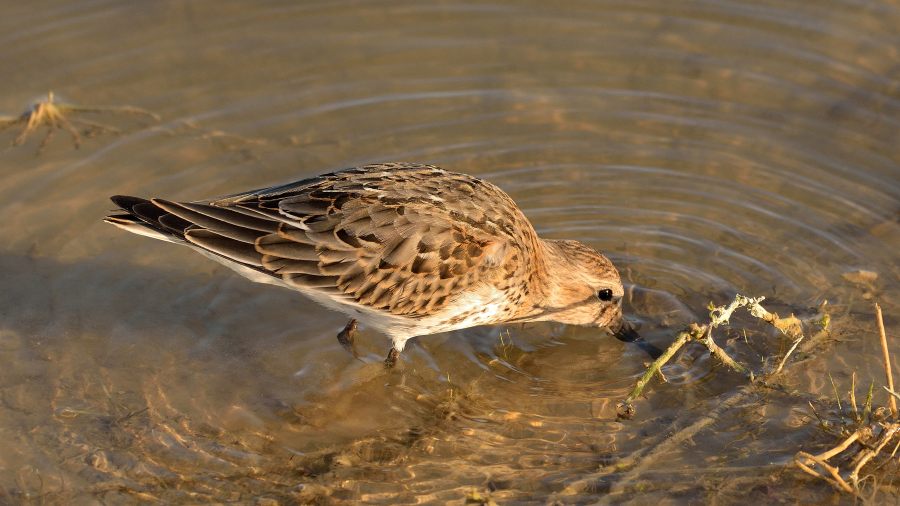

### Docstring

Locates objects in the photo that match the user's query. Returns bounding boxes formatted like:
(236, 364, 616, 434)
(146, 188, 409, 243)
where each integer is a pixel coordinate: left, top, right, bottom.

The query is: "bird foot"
(336, 319, 358, 358)
(384, 347, 401, 368)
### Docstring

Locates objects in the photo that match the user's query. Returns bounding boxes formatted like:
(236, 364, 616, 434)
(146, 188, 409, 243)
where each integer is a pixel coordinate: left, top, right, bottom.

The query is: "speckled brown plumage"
(105, 163, 628, 364)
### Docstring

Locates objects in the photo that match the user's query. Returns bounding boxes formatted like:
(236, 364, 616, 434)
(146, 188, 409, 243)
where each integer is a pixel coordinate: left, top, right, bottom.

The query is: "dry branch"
(875, 303, 897, 418)
(616, 294, 816, 419)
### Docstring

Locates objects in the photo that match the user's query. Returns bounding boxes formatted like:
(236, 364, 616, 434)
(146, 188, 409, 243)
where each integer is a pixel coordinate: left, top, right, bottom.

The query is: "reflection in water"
(0, 0, 898, 503)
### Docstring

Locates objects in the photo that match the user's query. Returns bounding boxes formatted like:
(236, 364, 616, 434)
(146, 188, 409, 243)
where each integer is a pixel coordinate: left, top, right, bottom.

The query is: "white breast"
(435, 290, 507, 328)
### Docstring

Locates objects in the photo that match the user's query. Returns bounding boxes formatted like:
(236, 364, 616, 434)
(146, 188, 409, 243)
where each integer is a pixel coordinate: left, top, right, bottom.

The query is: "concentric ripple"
(0, 0, 898, 503)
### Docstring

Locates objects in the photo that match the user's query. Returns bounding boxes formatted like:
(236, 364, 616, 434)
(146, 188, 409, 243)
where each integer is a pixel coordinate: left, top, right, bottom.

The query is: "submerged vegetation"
(0, 91, 159, 154)
(619, 294, 898, 499)
(794, 304, 898, 497)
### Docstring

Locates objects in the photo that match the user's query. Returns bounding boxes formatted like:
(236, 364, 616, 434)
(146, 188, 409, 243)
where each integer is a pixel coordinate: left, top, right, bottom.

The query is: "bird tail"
(103, 195, 186, 243)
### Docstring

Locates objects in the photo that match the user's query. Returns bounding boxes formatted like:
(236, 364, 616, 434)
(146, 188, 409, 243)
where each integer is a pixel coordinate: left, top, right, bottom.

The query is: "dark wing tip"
(110, 195, 149, 210)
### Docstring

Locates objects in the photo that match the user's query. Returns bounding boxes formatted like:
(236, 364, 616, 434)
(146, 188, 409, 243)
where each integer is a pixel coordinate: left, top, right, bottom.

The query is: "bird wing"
(113, 163, 525, 317)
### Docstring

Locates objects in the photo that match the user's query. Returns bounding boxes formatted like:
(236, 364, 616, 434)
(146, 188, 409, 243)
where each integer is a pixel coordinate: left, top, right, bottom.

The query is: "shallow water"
(0, 0, 898, 503)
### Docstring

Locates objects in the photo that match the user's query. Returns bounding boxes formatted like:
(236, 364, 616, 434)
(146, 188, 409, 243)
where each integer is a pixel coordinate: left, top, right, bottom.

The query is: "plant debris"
(616, 294, 897, 497)
(616, 294, 825, 419)
(0, 91, 159, 154)
(794, 303, 898, 495)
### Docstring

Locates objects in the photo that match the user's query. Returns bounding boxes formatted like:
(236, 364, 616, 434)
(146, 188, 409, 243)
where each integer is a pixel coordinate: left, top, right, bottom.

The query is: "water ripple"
(1, 0, 899, 502)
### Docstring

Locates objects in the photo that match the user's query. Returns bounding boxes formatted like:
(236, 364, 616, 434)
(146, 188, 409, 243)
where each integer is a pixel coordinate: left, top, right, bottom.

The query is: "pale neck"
(509, 239, 570, 322)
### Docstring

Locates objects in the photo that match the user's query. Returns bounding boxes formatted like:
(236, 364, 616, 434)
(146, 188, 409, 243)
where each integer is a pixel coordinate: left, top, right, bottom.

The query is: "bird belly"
(419, 288, 510, 332)
(192, 247, 511, 351)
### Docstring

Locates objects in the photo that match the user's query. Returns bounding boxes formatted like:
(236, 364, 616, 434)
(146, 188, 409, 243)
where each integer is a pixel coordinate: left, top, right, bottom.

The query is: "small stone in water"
(841, 269, 879, 299)
(841, 270, 878, 285)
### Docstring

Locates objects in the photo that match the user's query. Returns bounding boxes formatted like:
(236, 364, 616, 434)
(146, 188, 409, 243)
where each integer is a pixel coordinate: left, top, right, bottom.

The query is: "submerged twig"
(774, 336, 804, 376)
(616, 294, 812, 418)
(701, 325, 748, 375)
(796, 421, 900, 494)
(828, 373, 843, 414)
(616, 330, 693, 419)
(885, 387, 900, 403)
(795, 432, 859, 493)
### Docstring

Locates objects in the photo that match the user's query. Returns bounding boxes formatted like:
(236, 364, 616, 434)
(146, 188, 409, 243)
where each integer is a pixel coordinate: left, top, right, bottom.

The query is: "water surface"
(0, 1, 898, 503)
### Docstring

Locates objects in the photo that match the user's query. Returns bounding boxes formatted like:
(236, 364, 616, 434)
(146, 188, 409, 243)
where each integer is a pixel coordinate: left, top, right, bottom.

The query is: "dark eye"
(597, 289, 613, 301)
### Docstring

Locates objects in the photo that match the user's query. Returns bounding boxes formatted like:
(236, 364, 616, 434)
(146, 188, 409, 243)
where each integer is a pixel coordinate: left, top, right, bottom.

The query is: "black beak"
(612, 319, 664, 360)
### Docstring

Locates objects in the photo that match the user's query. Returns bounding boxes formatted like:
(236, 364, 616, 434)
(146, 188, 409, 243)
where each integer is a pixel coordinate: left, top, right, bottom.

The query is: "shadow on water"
(0, 251, 454, 501)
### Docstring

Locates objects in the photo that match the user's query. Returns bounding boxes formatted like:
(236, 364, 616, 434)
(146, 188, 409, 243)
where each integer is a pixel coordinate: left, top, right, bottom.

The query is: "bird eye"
(597, 289, 613, 301)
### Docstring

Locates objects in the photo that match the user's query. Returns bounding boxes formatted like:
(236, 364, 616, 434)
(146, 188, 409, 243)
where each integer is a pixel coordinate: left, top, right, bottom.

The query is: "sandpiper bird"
(105, 163, 655, 366)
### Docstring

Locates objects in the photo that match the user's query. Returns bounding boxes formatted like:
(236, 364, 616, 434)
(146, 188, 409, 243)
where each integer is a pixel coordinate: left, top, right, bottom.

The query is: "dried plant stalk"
(875, 303, 897, 418)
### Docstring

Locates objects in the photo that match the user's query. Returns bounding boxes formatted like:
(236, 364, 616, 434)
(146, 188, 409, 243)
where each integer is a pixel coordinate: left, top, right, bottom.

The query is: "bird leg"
(336, 319, 358, 357)
(384, 347, 401, 368)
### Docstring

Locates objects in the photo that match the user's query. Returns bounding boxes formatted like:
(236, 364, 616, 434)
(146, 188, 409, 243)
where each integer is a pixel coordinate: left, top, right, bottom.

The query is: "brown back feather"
(110, 163, 541, 318)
